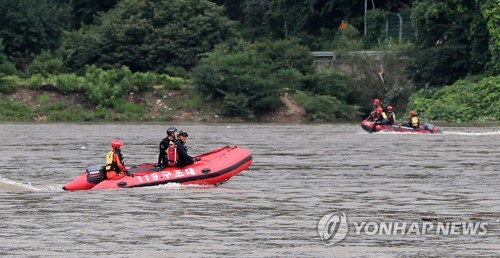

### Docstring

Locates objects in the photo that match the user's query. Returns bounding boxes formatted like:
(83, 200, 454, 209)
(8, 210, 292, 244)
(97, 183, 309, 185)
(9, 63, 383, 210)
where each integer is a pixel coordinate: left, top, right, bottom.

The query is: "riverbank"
(2, 86, 499, 125)
(0, 87, 308, 123)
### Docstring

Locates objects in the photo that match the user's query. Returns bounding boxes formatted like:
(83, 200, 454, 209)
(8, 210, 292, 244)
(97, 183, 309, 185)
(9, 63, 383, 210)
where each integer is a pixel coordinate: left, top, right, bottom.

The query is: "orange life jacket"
(105, 150, 126, 179)
(167, 142, 178, 166)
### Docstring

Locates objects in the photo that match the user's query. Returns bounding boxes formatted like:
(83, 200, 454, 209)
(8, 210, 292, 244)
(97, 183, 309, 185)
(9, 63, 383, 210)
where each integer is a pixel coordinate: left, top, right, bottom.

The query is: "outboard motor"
(424, 124, 435, 131)
(86, 165, 106, 185)
(424, 124, 442, 134)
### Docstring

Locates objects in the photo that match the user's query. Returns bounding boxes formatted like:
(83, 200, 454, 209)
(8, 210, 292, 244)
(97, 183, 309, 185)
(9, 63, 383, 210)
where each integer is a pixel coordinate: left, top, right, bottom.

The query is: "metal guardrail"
(311, 51, 336, 59)
(311, 51, 393, 60)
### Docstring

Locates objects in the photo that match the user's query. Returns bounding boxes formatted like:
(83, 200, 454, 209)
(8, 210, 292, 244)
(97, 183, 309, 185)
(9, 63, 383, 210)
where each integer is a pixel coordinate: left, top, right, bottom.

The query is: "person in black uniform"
(156, 127, 178, 167)
(175, 130, 200, 167)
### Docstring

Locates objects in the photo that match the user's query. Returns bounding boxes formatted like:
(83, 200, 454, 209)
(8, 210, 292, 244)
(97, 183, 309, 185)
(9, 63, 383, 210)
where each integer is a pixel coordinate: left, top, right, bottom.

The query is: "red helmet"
(387, 106, 393, 111)
(374, 99, 380, 105)
(111, 139, 124, 149)
(410, 110, 416, 116)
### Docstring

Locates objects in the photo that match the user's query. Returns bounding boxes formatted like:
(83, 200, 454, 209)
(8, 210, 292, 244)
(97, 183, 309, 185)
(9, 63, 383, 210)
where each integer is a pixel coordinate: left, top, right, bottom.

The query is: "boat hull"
(63, 146, 252, 191)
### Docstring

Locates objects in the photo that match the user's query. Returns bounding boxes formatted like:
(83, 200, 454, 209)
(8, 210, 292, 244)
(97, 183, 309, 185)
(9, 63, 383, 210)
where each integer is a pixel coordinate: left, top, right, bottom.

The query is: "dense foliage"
(407, 75, 500, 122)
(0, 0, 70, 71)
(0, 66, 187, 121)
(407, 0, 492, 87)
(0, 0, 498, 122)
(192, 39, 366, 121)
(61, 0, 237, 72)
(479, 0, 500, 73)
(192, 39, 313, 117)
(69, 0, 119, 29)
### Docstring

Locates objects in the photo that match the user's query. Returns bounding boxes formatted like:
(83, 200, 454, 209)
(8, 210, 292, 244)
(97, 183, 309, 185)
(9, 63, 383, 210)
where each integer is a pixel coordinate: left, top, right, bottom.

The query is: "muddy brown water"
(0, 123, 499, 257)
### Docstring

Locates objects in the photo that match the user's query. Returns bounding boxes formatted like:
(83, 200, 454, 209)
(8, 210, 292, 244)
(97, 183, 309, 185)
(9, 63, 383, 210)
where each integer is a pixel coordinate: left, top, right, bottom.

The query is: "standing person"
(105, 139, 129, 179)
(370, 98, 383, 121)
(403, 110, 419, 129)
(156, 127, 178, 167)
(386, 106, 396, 125)
(173, 130, 200, 167)
(371, 99, 387, 131)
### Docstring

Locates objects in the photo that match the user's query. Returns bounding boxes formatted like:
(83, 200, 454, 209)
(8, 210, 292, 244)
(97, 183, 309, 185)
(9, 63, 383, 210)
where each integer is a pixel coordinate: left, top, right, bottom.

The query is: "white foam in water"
(443, 130, 500, 136)
(142, 182, 183, 189)
(33, 184, 66, 192)
(0, 176, 39, 192)
(143, 183, 216, 190)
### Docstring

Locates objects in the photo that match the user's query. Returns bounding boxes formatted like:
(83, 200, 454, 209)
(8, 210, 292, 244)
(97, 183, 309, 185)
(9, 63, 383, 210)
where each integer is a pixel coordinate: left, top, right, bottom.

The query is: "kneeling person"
(403, 110, 419, 129)
(386, 106, 396, 125)
(105, 139, 129, 179)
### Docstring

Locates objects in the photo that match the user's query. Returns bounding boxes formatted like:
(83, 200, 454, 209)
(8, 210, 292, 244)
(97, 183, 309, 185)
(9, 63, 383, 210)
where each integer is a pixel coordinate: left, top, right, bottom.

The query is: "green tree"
(70, 0, 119, 29)
(0, 0, 70, 71)
(237, 0, 415, 48)
(192, 39, 314, 117)
(62, 0, 237, 72)
(0, 39, 17, 76)
(209, 0, 244, 21)
(264, 0, 317, 38)
(407, 0, 491, 86)
(478, 0, 500, 74)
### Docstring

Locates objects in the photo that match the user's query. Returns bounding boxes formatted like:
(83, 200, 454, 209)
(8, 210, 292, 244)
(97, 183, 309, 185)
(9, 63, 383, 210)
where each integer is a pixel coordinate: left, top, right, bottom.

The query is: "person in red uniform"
(370, 98, 387, 131)
(105, 139, 130, 179)
(371, 99, 383, 121)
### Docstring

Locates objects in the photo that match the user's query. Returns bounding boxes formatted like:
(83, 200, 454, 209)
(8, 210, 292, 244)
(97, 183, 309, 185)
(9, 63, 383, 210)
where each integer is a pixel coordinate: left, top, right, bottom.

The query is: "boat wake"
(0, 177, 226, 193)
(443, 130, 500, 136)
(0, 176, 39, 192)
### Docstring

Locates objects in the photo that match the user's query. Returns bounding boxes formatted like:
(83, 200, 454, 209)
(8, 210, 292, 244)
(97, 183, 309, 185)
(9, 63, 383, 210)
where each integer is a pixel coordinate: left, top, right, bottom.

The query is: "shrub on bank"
(131, 72, 158, 92)
(84, 65, 185, 107)
(291, 91, 358, 121)
(38, 100, 69, 112)
(53, 74, 84, 94)
(0, 75, 19, 93)
(0, 65, 193, 121)
(407, 75, 500, 122)
(0, 98, 34, 120)
(28, 74, 46, 90)
(84, 65, 134, 107)
(160, 75, 184, 90)
(48, 106, 95, 121)
(303, 70, 356, 102)
(220, 93, 251, 117)
(113, 99, 146, 115)
(192, 39, 313, 118)
(29, 51, 63, 76)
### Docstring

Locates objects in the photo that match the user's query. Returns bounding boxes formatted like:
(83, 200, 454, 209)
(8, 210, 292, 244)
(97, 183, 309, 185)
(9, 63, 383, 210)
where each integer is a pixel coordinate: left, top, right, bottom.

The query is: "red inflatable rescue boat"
(361, 119, 442, 134)
(63, 146, 252, 191)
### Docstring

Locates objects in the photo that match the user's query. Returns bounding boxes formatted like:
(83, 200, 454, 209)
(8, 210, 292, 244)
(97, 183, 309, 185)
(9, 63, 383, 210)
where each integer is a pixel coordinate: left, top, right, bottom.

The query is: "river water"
(0, 123, 498, 257)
